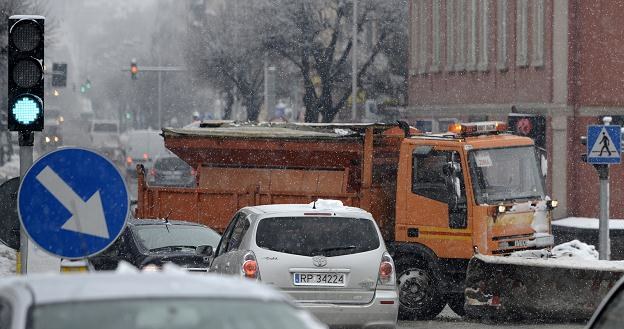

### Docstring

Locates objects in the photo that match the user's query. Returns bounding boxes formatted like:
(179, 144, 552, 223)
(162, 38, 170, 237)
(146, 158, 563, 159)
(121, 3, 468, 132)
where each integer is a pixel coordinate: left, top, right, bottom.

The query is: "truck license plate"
(293, 273, 345, 286)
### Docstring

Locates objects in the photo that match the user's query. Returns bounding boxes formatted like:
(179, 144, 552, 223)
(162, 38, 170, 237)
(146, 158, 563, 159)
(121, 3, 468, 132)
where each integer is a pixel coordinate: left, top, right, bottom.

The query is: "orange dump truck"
(135, 121, 617, 320)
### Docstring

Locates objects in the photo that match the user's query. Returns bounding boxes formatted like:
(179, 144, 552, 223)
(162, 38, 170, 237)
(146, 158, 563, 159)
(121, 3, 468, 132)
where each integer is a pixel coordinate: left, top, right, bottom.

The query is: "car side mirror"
(196, 245, 214, 257)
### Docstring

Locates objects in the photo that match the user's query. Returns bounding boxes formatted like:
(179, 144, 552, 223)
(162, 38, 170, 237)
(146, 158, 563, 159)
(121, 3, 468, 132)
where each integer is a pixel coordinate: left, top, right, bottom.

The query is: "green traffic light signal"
(85, 79, 92, 89)
(80, 85, 86, 93)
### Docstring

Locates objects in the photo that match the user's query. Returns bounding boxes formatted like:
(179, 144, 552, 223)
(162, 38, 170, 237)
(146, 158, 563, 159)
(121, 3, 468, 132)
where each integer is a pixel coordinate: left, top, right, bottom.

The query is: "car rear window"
(155, 157, 190, 171)
(93, 123, 118, 132)
(133, 224, 221, 252)
(256, 217, 380, 257)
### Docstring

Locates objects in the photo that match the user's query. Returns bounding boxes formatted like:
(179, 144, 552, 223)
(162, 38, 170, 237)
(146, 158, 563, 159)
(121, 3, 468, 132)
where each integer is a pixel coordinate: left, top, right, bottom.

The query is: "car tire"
(446, 293, 466, 317)
(396, 258, 446, 321)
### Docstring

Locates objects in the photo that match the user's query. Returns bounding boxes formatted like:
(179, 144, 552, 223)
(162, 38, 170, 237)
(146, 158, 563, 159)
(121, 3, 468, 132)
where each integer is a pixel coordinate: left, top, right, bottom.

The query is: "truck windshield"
(468, 146, 545, 204)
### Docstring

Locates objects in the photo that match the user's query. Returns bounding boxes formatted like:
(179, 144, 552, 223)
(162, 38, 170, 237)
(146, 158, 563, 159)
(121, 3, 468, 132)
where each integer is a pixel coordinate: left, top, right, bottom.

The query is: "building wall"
(575, 1, 624, 106)
(408, 0, 553, 106)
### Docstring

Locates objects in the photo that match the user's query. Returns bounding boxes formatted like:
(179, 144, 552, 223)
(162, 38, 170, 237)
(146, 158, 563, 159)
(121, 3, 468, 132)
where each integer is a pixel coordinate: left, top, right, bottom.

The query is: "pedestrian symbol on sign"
(587, 125, 621, 164)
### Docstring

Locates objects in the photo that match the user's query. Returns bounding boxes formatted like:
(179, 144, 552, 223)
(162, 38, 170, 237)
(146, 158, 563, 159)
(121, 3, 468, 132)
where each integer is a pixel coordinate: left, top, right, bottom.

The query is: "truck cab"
(392, 121, 555, 319)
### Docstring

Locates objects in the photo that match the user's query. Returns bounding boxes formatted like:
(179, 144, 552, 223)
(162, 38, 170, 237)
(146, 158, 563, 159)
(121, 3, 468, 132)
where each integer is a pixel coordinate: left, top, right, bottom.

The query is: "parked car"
(586, 276, 624, 329)
(148, 154, 196, 187)
(0, 269, 327, 329)
(89, 219, 220, 271)
(210, 200, 399, 329)
(121, 129, 168, 178)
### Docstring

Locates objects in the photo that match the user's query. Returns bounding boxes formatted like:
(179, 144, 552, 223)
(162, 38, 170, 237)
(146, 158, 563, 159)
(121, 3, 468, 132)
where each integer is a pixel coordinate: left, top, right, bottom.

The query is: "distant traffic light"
(8, 15, 45, 131)
(51, 63, 67, 87)
(130, 59, 138, 80)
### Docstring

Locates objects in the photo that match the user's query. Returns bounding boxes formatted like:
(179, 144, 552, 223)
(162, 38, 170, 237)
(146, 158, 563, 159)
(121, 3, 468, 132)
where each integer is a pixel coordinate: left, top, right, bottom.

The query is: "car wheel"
(446, 293, 466, 317)
(396, 259, 446, 320)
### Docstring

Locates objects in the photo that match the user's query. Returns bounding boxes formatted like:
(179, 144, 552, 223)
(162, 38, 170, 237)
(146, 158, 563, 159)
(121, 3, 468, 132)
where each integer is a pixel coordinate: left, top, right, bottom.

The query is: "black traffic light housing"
(8, 15, 44, 132)
(51, 63, 67, 87)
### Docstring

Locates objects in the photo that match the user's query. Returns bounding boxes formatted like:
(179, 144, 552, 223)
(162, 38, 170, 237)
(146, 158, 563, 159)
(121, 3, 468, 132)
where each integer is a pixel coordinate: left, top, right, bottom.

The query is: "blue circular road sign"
(18, 148, 129, 259)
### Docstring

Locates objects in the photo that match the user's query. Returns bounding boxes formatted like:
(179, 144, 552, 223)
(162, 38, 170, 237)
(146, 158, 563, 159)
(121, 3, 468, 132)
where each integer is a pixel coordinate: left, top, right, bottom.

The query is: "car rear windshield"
(155, 157, 190, 171)
(28, 299, 321, 329)
(256, 217, 380, 257)
(133, 224, 221, 252)
(93, 123, 118, 132)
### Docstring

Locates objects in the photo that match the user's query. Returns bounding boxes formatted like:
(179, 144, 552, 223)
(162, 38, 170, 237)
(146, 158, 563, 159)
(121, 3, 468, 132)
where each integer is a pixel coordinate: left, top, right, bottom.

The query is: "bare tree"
(187, 1, 266, 121)
(260, 0, 407, 122)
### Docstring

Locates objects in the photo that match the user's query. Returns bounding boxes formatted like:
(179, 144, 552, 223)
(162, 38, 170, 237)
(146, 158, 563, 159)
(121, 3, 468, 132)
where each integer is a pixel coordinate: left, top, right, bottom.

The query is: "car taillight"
(126, 156, 133, 165)
(241, 251, 260, 279)
(143, 153, 149, 160)
(378, 252, 395, 285)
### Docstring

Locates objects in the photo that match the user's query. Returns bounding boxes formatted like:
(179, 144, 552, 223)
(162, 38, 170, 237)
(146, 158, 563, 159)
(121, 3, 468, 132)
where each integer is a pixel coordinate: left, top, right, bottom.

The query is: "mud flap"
(464, 254, 624, 321)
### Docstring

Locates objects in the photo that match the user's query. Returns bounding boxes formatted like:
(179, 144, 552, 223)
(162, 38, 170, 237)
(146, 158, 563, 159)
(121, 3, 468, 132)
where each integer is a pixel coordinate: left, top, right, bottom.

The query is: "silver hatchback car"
(210, 200, 399, 329)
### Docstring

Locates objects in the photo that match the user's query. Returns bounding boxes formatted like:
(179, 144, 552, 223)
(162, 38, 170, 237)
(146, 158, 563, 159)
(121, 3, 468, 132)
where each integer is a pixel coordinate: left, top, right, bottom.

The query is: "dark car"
(89, 219, 220, 272)
(148, 155, 196, 188)
(586, 275, 624, 329)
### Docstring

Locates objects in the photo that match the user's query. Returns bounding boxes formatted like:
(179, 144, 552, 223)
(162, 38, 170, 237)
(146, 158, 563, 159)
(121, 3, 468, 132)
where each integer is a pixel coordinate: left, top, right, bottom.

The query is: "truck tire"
(446, 293, 466, 317)
(396, 259, 446, 320)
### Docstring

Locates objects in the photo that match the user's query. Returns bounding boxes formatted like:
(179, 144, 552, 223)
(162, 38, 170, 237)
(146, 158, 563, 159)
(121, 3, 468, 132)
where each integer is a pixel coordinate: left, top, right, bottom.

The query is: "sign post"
(586, 117, 621, 260)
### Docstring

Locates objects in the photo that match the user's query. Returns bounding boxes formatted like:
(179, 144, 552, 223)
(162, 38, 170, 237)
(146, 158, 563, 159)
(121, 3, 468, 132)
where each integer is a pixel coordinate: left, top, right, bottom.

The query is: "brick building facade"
(407, 1, 624, 219)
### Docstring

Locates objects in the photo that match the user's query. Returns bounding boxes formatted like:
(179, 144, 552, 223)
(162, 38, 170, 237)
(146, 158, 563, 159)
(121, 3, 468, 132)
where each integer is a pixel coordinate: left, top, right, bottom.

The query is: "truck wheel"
(446, 293, 466, 317)
(396, 261, 446, 320)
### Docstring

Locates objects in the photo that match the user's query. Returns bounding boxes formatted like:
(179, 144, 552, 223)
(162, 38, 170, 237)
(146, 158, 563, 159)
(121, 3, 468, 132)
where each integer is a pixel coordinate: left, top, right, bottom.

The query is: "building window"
(516, 0, 529, 67)
(431, 0, 441, 72)
(446, 0, 455, 71)
(455, 0, 466, 71)
(477, 0, 489, 71)
(531, 0, 544, 67)
(497, 0, 508, 71)
(467, 0, 478, 71)
(418, 0, 428, 74)
(410, 0, 419, 75)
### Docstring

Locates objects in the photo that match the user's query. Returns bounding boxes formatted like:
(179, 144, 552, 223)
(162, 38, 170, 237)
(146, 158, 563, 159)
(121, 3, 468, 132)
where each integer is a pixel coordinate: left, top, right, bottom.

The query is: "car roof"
(3, 272, 289, 305)
(243, 202, 373, 219)
(129, 219, 208, 228)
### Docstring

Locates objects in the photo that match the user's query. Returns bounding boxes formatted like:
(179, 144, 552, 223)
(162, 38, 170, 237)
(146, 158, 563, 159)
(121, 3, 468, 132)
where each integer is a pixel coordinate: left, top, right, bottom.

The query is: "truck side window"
(412, 151, 451, 203)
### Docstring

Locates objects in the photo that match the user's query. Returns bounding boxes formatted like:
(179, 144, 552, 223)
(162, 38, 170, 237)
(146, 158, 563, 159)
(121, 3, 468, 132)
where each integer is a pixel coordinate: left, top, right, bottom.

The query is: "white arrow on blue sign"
(18, 148, 129, 259)
(587, 125, 621, 164)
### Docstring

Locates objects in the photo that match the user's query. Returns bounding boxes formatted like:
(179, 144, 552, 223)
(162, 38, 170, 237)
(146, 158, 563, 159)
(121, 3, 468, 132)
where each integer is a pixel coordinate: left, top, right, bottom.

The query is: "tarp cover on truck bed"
(162, 122, 402, 140)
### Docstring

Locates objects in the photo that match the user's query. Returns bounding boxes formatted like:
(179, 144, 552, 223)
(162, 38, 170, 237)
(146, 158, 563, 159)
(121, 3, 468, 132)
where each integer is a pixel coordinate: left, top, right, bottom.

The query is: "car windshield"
(256, 217, 380, 257)
(133, 224, 221, 252)
(155, 157, 191, 171)
(468, 146, 546, 204)
(28, 298, 322, 329)
(590, 287, 624, 329)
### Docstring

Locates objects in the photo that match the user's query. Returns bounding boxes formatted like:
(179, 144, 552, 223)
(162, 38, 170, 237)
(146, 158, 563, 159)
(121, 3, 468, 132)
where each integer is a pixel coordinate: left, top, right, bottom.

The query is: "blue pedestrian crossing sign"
(18, 148, 129, 259)
(587, 125, 621, 164)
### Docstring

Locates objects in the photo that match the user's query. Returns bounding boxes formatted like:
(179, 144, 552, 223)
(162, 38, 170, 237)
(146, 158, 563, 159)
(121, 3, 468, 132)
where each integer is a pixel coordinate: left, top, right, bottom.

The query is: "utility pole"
(351, 0, 358, 121)
(122, 65, 186, 128)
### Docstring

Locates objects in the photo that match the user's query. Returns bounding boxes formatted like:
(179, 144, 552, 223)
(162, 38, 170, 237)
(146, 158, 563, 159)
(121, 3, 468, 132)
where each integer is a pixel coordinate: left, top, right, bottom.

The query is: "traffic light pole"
(18, 131, 34, 274)
(121, 65, 186, 129)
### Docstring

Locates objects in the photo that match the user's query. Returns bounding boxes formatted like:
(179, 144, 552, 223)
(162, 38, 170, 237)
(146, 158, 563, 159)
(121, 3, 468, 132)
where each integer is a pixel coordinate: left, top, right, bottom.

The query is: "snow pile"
(0, 155, 19, 183)
(551, 240, 599, 260)
(553, 217, 624, 230)
(510, 240, 599, 260)
(0, 244, 16, 276)
(309, 199, 344, 210)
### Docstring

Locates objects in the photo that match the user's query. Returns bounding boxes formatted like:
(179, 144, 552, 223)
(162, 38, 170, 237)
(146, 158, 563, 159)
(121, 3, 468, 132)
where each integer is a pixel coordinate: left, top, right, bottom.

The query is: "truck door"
(404, 146, 470, 258)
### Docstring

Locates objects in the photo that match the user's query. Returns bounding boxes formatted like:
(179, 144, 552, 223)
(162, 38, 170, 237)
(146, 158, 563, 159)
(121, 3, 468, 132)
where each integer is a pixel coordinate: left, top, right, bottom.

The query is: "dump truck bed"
(136, 122, 407, 234)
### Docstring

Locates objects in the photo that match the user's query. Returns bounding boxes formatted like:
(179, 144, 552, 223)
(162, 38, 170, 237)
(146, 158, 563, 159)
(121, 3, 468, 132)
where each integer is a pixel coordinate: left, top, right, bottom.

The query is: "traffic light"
(8, 15, 44, 131)
(130, 59, 138, 80)
(51, 63, 67, 87)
